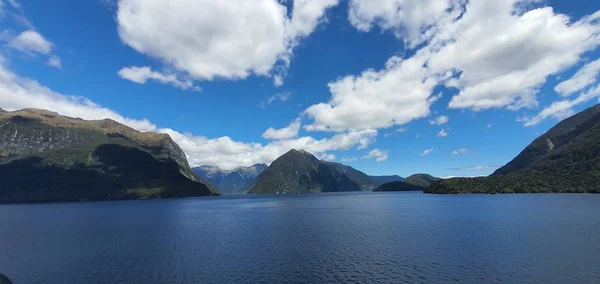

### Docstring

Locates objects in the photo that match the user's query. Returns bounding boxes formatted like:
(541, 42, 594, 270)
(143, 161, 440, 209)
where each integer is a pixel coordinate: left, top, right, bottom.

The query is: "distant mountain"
(369, 175, 405, 186)
(248, 149, 365, 194)
(405, 174, 441, 187)
(373, 181, 423, 192)
(193, 163, 267, 194)
(324, 161, 377, 190)
(0, 108, 217, 203)
(427, 103, 600, 194)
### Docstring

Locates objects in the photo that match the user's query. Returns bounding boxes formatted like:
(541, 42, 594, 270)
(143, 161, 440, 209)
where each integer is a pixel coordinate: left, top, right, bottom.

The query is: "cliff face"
(0, 109, 216, 203)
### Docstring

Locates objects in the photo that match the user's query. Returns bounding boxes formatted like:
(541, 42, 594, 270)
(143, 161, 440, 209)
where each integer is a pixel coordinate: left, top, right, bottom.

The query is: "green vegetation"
(373, 181, 423, 192)
(405, 174, 440, 187)
(427, 103, 600, 194)
(0, 109, 216, 203)
(249, 149, 363, 194)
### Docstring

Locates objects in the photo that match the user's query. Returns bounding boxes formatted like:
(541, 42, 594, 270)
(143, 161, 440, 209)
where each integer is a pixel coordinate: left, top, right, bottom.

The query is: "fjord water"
(1, 192, 599, 283)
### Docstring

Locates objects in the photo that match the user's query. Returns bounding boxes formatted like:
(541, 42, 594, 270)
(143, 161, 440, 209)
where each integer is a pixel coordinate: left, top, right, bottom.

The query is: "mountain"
(405, 174, 441, 187)
(324, 161, 377, 190)
(369, 175, 405, 185)
(0, 108, 217, 203)
(248, 149, 365, 194)
(192, 163, 267, 194)
(373, 181, 424, 192)
(427, 103, 600, 194)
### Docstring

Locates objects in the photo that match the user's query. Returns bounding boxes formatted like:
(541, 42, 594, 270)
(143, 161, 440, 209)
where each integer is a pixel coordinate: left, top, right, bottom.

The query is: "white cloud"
(5, 28, 62, 68)
(262, 119, 301, 140)
(47, 56, 61, 69)
(429, 115, 448, 125)
(437, 128, 449, 137)
(555, 59, 600, 97)
(341, 157, 358, 163)
(117, 0, 338, 85)
(348, 0, 463, 47)
(428, 2, 600, 111)
(420, 148, 434, 156)
(0, 55, 378, 170)
(451, 147, 468, 155)
(522, 83, 600, 126)
(318, 153, 336, 161)
(384, 126, 408, 137)
(258, 92, 292, 109)
(8, 30, 52, 54)
(117, 66, 200, 91)
(361, 148, 389, 162)
(303, 53, 441, 132)
(335, 0, 600, 127)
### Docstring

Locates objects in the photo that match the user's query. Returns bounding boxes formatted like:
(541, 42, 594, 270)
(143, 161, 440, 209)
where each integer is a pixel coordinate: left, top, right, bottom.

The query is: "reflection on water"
(1, 192, 599, 283)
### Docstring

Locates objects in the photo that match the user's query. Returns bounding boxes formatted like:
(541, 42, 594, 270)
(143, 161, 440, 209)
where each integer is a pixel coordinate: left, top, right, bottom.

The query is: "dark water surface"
(1, 192, 599, 283)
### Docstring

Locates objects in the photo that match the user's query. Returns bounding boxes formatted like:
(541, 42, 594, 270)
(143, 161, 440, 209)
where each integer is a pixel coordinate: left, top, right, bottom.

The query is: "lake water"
(1, 192, 599, 283)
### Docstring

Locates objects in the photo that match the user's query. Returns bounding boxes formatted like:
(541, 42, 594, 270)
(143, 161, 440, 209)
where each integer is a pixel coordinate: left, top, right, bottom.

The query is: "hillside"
(369, 175, 405, 186)
(193, 163, 267, 194)
(427, 103, 600, 194)
(248, 149, 363, 194)
(373, 181, 423, 192)
(324, 161, 377, 190)
(405, 174, 440, 187)
(0, 108, 217, 203)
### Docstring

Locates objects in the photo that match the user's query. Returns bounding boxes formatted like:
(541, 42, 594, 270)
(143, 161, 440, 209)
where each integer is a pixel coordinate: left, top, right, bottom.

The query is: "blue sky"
(1, 0, 599, 178)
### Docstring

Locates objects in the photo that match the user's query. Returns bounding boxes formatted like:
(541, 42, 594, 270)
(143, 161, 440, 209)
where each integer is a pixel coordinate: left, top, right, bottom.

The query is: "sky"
(0, 0, 599, 178)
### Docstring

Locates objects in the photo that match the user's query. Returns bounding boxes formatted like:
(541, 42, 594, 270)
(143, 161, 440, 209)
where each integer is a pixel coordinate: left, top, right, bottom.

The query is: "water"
(1, 192, 599, 283)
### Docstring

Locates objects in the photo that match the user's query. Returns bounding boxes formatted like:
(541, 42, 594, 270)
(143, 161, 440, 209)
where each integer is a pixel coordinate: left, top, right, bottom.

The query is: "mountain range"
(427, 103, 600, 193)
(368, 175, 405, 185)
(248, 149, 436, 194)
(5, 102, 595, 202)
(0, 108, 216, 203)
(192, 164, 268, 194)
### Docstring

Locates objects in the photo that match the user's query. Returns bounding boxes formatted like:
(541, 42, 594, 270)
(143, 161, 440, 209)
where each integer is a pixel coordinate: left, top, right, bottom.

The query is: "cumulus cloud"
(8, 30, 52, 54)
(0, 56, 377, 170)
(117, 66, 200, 91)
(303, 53, 441, 132)
(522, 83, 600, 126)
(317, 0, 600, 132)
(429, 115, 449, 125)
(420, 148, 434, 156)
(428, 2, 600, 111)
(437, 128, 449, 137)
(555, 59, 600, 97)
(318, 153, 336, 161)
(361, 148, 389, 162)
(5, 29, 61, 69)
(116, 0, 338, 85)
(348, 0, 463, 47)
(262, 119, 302, 140)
